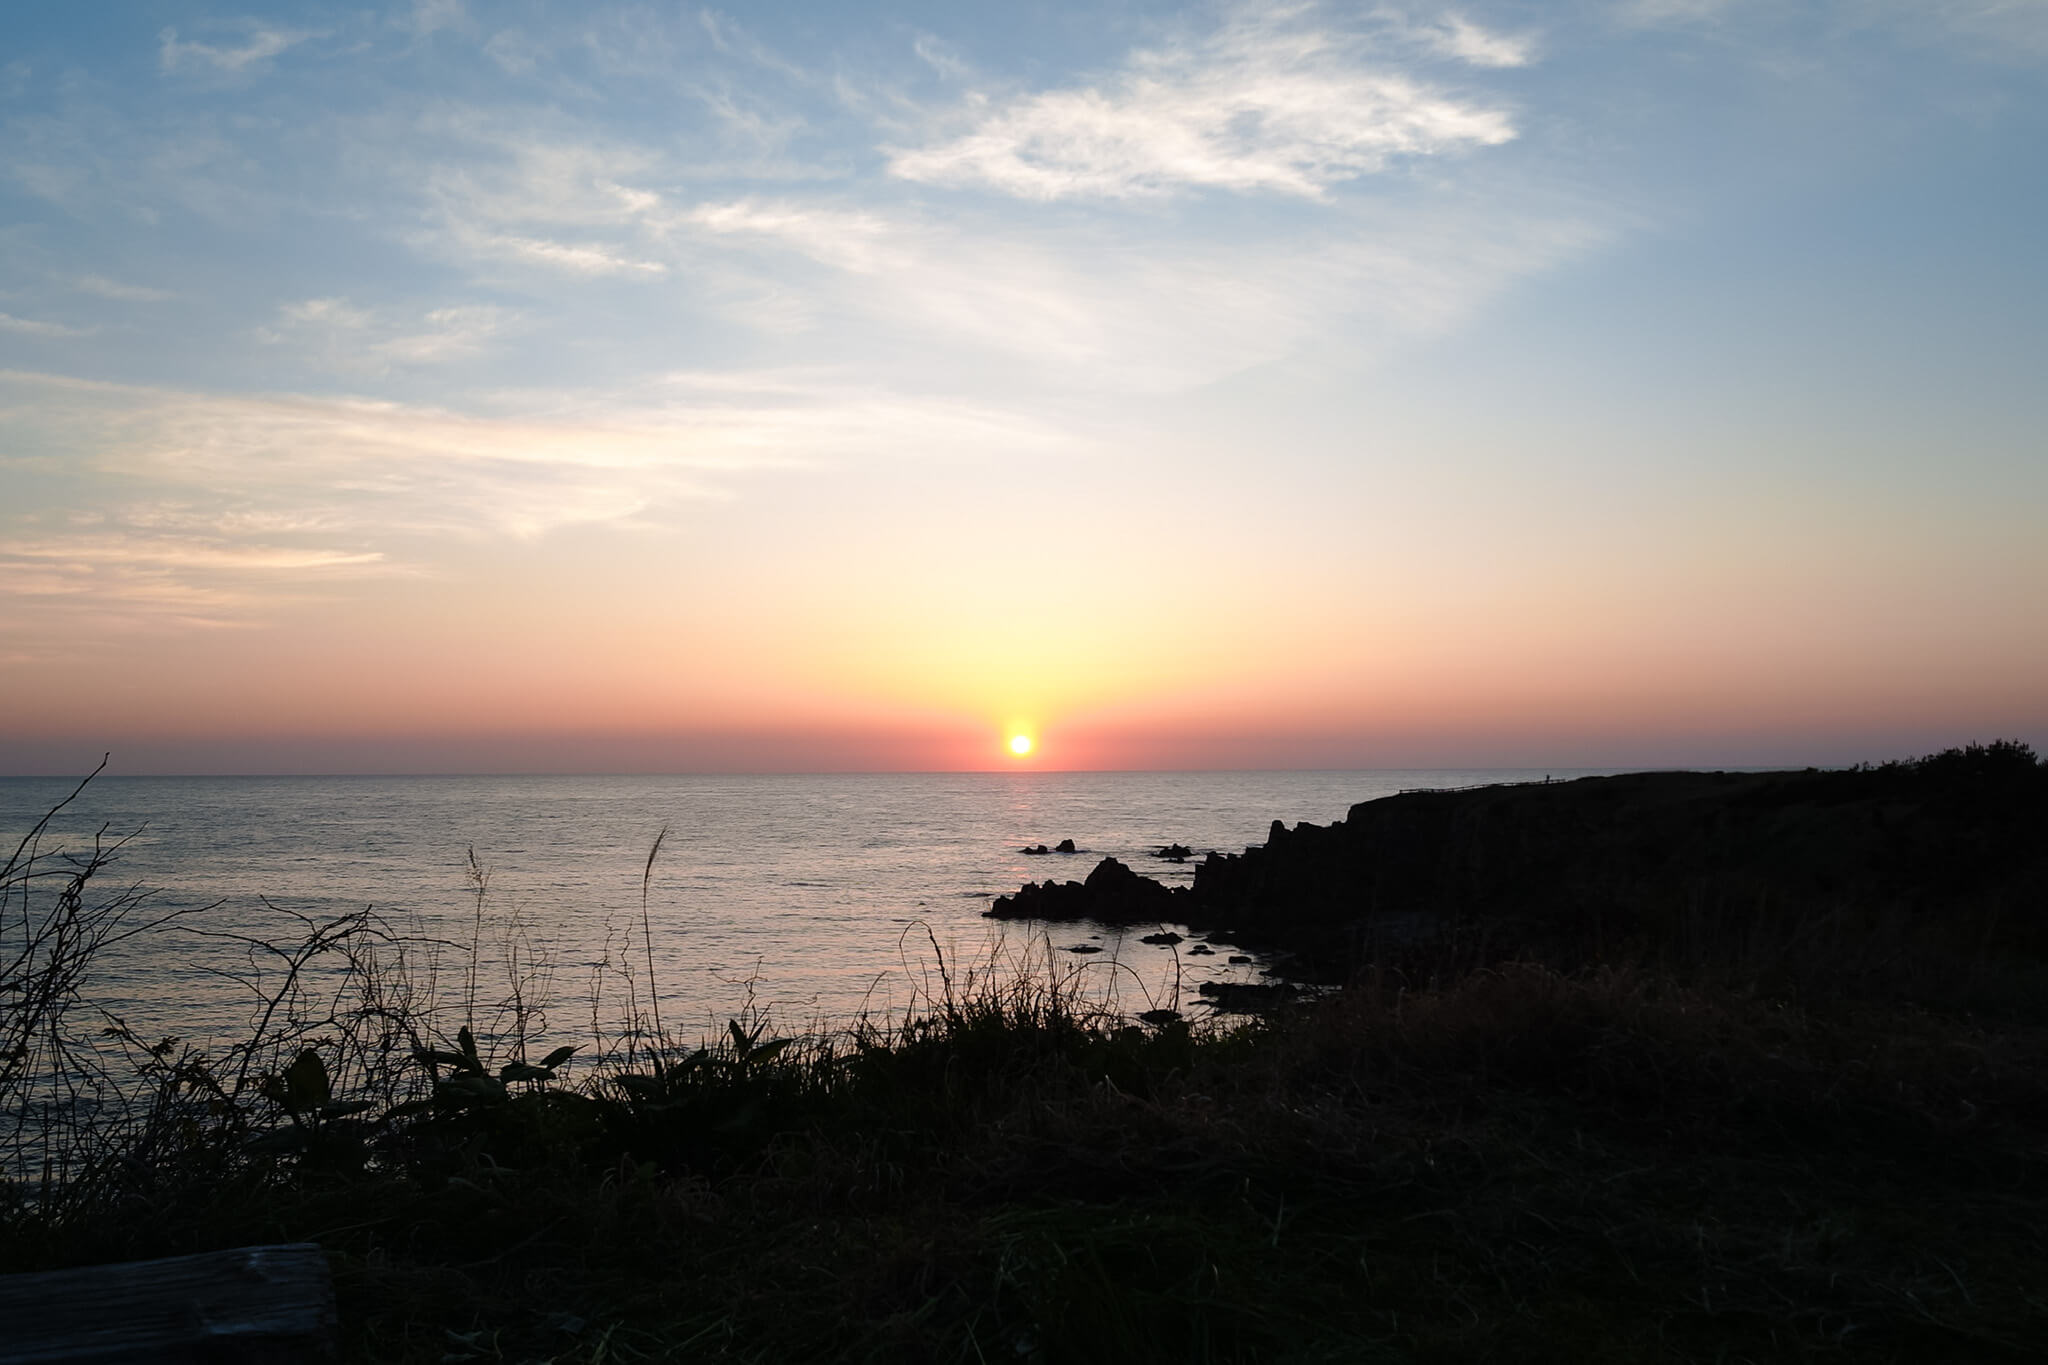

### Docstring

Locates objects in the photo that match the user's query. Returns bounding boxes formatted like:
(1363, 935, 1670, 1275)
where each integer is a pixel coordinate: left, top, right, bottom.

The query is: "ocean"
(2, 769, 1609, 1047)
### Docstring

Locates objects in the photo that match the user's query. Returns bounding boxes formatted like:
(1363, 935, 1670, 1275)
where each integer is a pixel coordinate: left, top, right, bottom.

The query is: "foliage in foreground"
(6, 961, 2044, 1364)
(2, 749, 2046, 1362)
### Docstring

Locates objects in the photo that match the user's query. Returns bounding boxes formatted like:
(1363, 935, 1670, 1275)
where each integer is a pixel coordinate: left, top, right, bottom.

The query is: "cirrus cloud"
(887, 4, 1521, 200)
(158, 24, 316, 75)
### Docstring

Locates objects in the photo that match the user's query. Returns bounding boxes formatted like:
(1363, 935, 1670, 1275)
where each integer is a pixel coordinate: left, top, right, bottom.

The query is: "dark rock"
(1020, 844, 1050, 855)
(1187, 943, 1215, 956)
(1197, 980, 1300, 1012)
(1137, 1009, 1182, 1027)
(1139, 931, 1183, 946)
(1227, 955, 1252, 965)
(1003, 754, 2048, 988)
(1152, 843, 1194, 861)
(1054, 838, 1077, 853)
(1066, 943, 1103, 954)
(984, 857, 1187, 923)
(1208, 760, 2048, 978)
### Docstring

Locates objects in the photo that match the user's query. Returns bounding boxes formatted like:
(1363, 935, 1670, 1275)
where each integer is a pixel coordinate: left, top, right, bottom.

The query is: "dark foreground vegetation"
(4, 746, 2046, 1362)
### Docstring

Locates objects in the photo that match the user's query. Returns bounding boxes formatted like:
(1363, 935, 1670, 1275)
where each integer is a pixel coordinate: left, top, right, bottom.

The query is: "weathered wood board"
(0, 1243, 335, 1363)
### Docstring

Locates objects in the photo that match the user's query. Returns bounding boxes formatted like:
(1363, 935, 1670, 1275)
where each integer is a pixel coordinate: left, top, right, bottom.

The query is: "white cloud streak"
(4, 539, 386, 572)
(0, 312, 94, 339)
(73, 274, 177, 302)
(461, 229, 668, 276)
(393, 116, 680, 277)
(158, 25, 314, 74)
(1422, 14, 1535, 68)
(1, 4, 1599, 643)
(681, 191, 1605, 392)
(0, 368, 1080, 589)
(0, 360, 1080, 636)
(261, 298, 522, 371)
(888, 4, 1520, 199)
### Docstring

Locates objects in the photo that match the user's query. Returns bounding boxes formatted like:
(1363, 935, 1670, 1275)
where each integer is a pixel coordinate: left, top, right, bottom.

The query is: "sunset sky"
(3, 1, 2044, 774)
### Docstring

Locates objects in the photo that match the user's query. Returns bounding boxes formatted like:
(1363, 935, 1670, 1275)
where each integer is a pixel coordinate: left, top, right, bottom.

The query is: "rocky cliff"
(988, 745, 2048, 980)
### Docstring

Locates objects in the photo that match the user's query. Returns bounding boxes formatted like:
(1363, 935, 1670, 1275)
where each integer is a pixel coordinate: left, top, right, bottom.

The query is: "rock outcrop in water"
(987, 855, 1187, 924)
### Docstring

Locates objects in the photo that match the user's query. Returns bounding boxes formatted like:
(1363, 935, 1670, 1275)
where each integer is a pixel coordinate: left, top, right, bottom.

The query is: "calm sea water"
(2, 770, 1608, 1045)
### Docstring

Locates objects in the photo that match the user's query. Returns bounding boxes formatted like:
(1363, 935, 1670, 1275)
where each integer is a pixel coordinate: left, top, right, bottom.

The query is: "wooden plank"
(0, 1243, 335, 1363)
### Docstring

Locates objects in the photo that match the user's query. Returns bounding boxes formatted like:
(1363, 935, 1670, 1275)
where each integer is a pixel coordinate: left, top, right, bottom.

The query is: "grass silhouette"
(3, 748, 2045, 1361)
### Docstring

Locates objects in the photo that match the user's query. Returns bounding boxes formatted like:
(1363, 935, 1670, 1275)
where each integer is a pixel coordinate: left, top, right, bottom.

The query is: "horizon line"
(0, 763, 1796, 781)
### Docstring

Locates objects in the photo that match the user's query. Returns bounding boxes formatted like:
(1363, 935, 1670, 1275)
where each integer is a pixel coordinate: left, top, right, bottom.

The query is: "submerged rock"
(1139, 931, 1184, 946)
(1198, 980, 1300, 1012)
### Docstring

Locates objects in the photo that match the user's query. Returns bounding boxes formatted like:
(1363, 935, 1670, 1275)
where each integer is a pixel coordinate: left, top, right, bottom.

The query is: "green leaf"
(498, 1061, 555, 1084)
(245, 1128, 309, 1154)
(318, 1099, 377, 1119)
(283, 1048, 330, 1112)
(457, 1026, 480, 1064)
(538, 1045, 579, 1070)
(438, 1073, 507, 1103)
(745, 1037, 792, 1067)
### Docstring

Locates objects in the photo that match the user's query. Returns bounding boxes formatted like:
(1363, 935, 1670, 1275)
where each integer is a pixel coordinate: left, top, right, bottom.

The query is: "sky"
(2, 0, 2045, 774)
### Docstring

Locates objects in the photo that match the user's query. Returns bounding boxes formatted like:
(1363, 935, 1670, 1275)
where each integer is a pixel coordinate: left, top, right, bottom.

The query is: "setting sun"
(1009, 734, 1033, 757)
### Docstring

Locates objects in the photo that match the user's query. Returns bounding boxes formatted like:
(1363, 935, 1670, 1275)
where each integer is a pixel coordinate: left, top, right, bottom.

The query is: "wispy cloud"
(259, 298, 522, 372)
(1, 369, 1080, 549)
(277, 297, 374, 330)
(0, 312, 94, 339)
(375, 307, 521, 363)
(454, 228, 668, 277)
(1613, 0, 1739, 25)
(398, 0, 471, 41)
(1878, 0, 2048, 60)
(4, 538, 386, 572)
(1615, 0, 2048, 58)
(0, 537, 388, 644)
(1419, 14, 1535, 68)
(685, 199, 893, 273)
(483, 29, 544, 76)
(0, 363, 1080, 637)
(158, 25, 315, 75)
(0, 557, 271, 630)
(680, 189, 1605, 392)
(393, 116, 681, 277)
(72, 274, 177, 303)
(887, 3, 1519, 200)
(309, 6, 1583, 398)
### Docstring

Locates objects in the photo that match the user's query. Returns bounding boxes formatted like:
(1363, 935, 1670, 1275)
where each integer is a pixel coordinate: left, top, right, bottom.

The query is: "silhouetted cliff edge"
(990, 744, 2048, 986)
